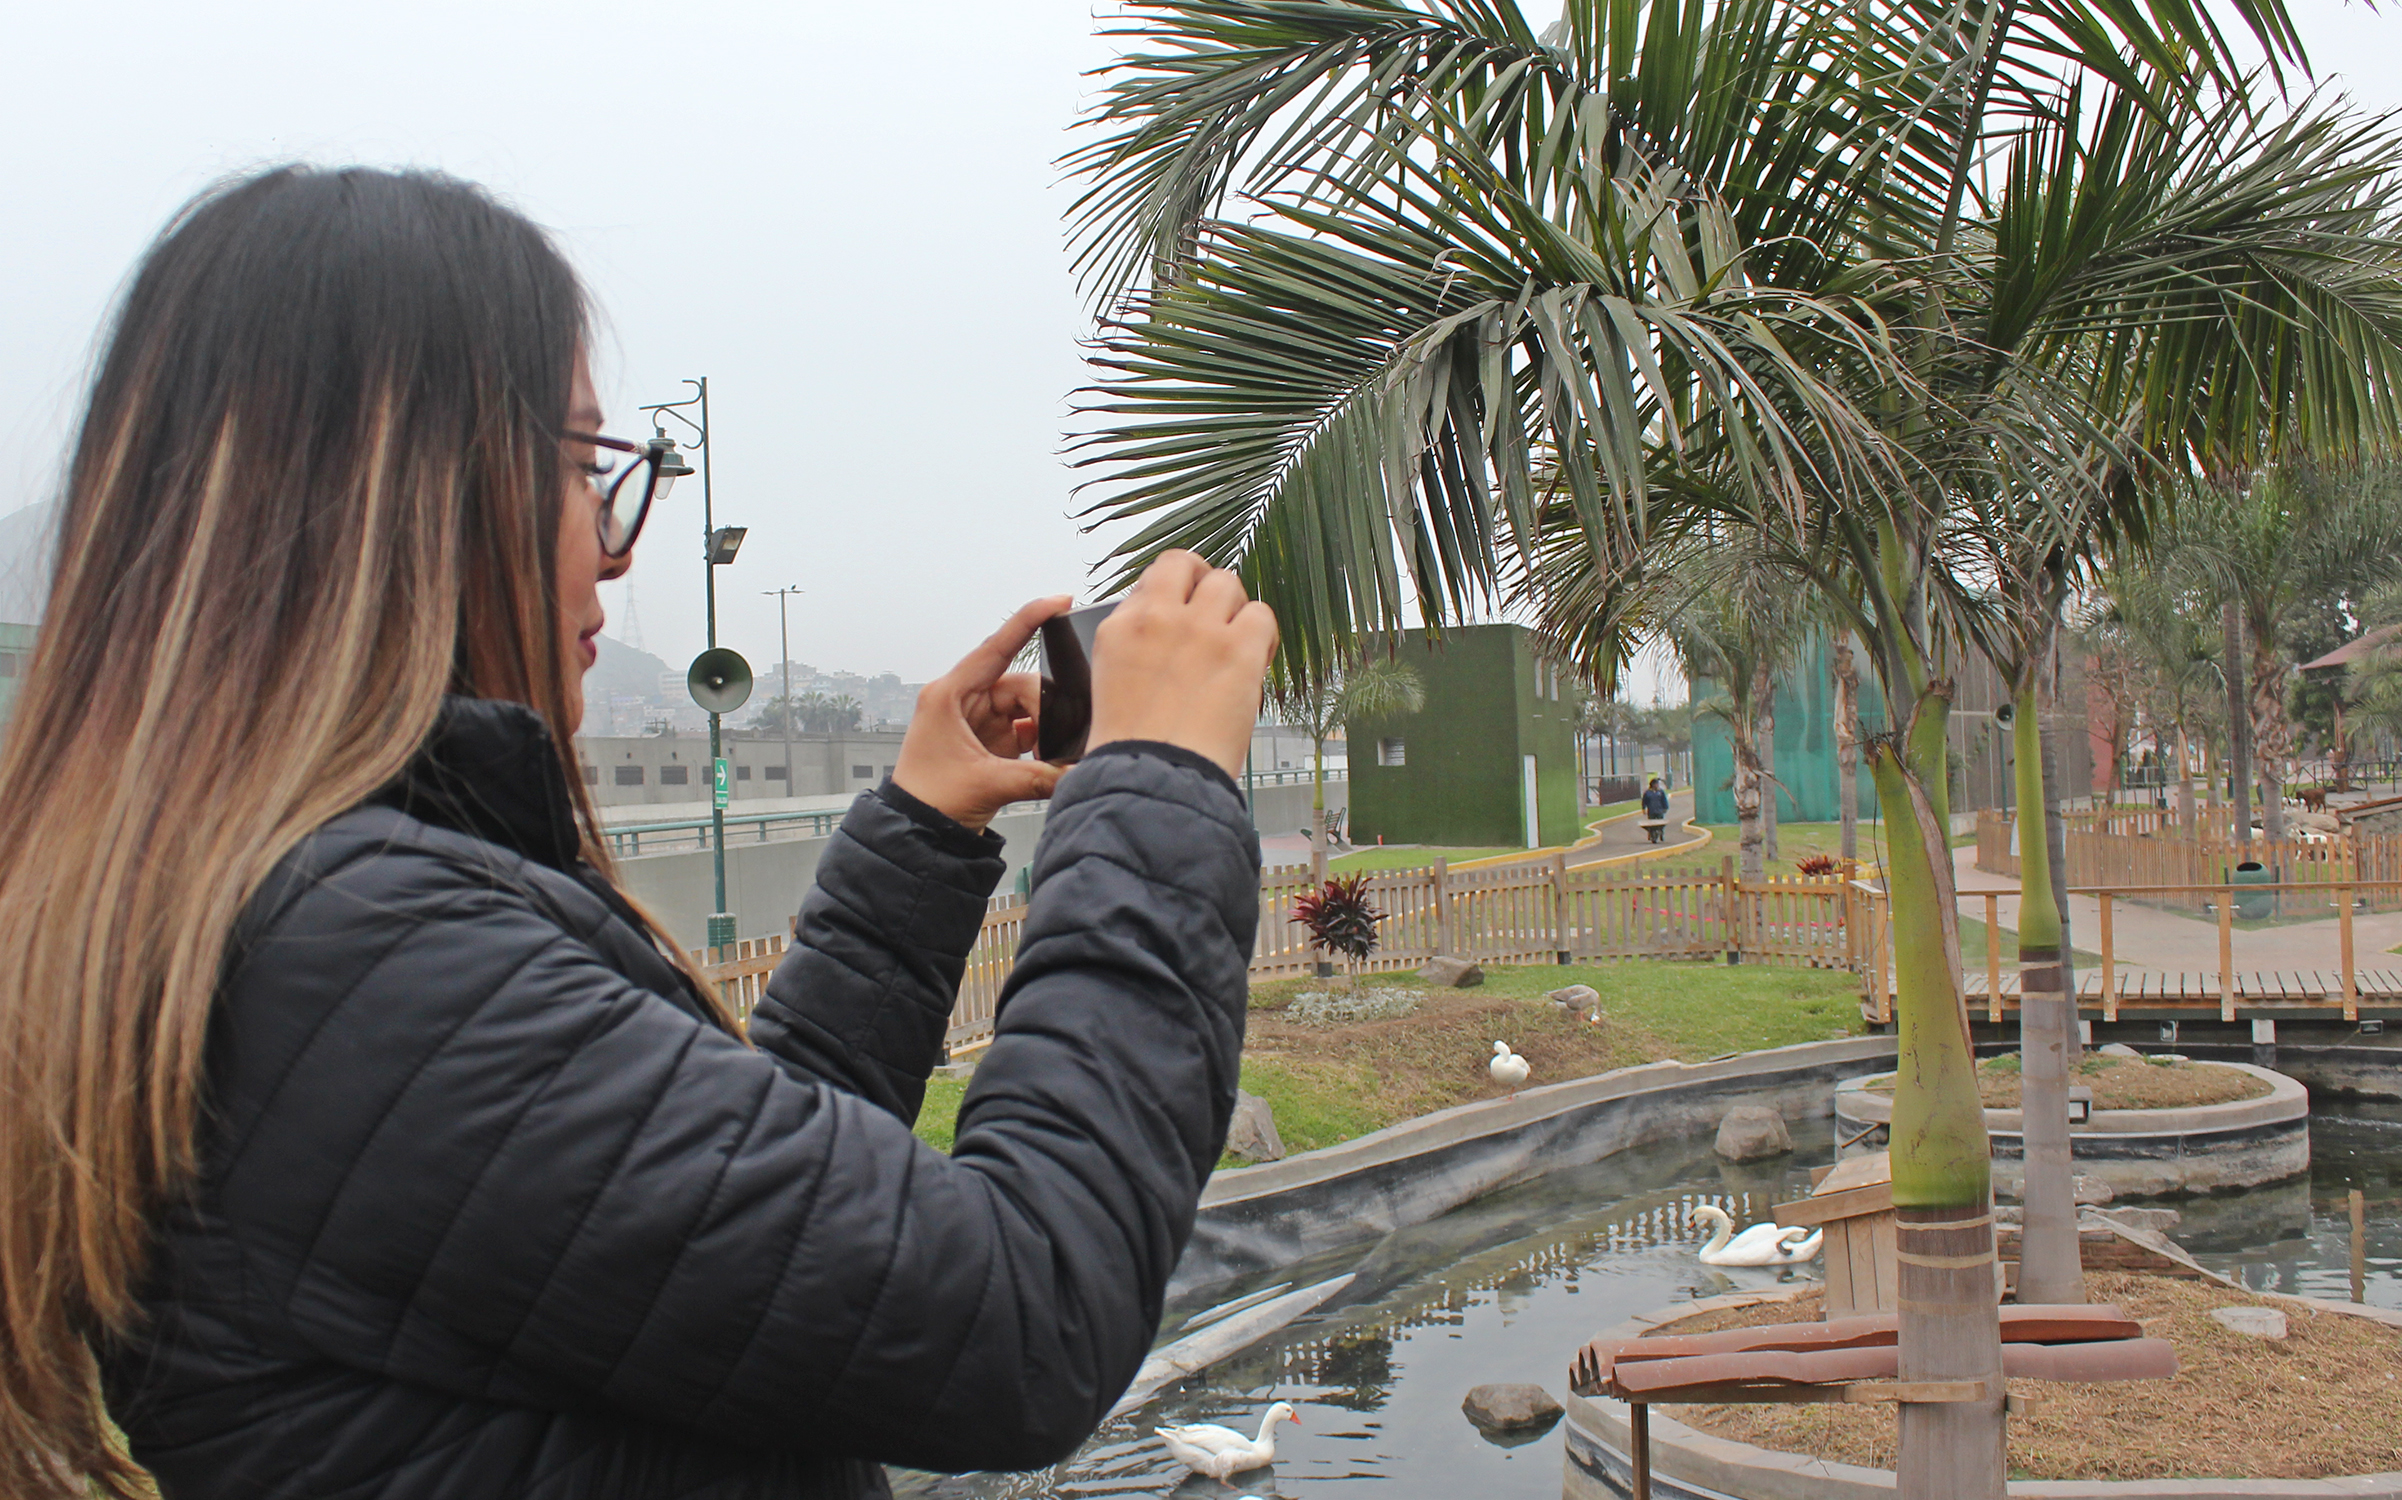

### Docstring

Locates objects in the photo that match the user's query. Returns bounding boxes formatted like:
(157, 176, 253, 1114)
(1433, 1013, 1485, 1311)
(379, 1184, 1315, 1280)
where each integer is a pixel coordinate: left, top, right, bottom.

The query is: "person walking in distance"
(1642, 775, 1672, 843)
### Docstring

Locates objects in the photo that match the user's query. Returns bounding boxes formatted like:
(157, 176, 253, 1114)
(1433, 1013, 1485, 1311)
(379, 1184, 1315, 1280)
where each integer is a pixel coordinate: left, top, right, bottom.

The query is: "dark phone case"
(1037, 603, 1117, 764)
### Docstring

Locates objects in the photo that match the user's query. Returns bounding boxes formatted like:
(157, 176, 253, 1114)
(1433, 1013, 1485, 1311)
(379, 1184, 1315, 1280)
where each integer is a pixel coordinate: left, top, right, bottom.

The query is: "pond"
(894, 1103, 2402, 1499)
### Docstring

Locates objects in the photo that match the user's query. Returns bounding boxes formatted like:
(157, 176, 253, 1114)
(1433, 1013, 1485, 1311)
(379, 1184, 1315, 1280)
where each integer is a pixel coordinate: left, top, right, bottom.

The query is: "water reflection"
(2183, 1099, 2402, 1309)
(893, 1103, 2402, 1498)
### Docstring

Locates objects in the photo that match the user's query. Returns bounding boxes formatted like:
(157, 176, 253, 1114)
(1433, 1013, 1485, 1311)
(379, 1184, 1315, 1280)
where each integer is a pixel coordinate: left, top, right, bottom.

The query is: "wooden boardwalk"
(1956, 966, 2402, 1022)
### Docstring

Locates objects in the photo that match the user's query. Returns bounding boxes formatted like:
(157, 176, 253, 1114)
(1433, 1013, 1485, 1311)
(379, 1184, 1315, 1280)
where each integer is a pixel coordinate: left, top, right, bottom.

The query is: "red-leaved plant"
(1795, 853, 1839, 877)
(1292, 874, 1385, 988)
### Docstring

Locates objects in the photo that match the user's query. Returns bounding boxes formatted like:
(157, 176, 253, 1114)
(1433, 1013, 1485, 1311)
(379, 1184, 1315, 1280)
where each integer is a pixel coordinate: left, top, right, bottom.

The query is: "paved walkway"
(1951, 846, 2402, 975)
(1568, 789, 1705, 867)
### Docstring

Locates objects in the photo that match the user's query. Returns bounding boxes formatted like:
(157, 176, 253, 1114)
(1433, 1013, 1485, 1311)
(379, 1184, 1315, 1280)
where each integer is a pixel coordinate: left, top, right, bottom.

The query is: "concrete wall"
(617, 774, 1346, 948)
(576, 729, 908, 806)
(1346, 625, 1579, 848)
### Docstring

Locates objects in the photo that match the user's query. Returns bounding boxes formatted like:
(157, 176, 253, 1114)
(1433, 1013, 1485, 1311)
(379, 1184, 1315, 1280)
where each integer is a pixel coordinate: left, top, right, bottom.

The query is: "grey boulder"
(1419, 956, 1485, 988)
(1224, 1089, 1287, 1163)
(1714, 1105, 1793, 1162)
(1462, 1382, 1564, 1434)
(2072, 1174, 2115, 1205)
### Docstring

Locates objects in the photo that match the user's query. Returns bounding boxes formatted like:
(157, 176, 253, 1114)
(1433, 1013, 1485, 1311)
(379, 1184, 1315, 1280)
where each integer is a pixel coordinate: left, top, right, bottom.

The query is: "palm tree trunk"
(2176, 724, 2196, 835)
(2226, 602, 2252, 843)
(2252, 632, 2289, 842)
(1734, 677, 1766, 883)
(1869, 689, 2006, 1500)
(1311, 734, 1328, 890)
(1760, 676, 1781, 863)
(1836, 635, 1862, 863)
(2014, 684, 2086, 1306)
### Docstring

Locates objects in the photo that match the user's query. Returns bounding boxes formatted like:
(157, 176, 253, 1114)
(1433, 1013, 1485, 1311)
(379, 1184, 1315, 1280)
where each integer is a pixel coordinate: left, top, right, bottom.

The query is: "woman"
(0, 166, 1275, 1499)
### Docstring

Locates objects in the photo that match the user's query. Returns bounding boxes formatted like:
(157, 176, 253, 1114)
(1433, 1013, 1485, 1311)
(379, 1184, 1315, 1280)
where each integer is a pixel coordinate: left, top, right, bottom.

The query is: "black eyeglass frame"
(567, 431, 668, 558)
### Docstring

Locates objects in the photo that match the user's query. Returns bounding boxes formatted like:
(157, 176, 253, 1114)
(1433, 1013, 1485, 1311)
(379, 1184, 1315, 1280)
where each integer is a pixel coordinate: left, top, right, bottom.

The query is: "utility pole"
(765, 585, 802, 796)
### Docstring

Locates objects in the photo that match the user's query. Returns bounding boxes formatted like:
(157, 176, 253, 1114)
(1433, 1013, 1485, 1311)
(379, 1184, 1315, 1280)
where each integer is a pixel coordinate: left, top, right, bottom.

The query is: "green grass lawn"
(1585, 799, 1639, 829)
(1697, 820, 1870, 877)
(913, 958, 1865, 1157)
(1328, 845, 1522, 872)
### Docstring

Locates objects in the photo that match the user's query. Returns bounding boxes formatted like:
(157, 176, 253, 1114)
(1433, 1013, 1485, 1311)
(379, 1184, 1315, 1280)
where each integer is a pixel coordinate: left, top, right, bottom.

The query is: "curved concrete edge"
(1560, 1289, 2402, 1500)
(1834, 1063, 2311, 1198)
(1171, 1035, 1897, 1299)
(1835, 1062, 2307, 1137)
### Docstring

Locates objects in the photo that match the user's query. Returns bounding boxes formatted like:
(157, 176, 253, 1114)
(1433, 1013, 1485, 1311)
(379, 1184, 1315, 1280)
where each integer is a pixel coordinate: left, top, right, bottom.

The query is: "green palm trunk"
(2012, 683, 2087, 1304)
(1869, 608, 2005, 1498)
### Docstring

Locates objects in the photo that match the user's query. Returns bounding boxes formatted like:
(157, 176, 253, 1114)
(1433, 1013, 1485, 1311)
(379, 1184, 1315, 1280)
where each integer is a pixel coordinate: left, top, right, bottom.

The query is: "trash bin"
(2230, 859, 2274, 921)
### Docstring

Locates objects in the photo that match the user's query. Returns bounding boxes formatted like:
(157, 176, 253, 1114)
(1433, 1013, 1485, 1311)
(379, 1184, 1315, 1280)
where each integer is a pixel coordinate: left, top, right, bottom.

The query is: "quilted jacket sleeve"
(217, 743, 1257, 1475)
(743, 781, 1005, 1122)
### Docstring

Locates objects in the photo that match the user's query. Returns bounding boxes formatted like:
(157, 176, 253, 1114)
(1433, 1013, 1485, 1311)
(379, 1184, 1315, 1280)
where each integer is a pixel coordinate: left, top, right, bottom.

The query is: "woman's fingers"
(957, 595, 1073, 688)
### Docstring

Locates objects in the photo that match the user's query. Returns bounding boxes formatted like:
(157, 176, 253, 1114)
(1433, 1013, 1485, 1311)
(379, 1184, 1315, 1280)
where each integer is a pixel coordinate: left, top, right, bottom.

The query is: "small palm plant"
(1293, 874, 1385, 990)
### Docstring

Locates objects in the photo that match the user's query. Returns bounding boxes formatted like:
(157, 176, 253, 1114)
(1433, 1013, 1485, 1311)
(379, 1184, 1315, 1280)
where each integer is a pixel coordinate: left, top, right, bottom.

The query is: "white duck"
(1688, 1204, 1823, 1266)
(1158, 1401, 1299, 1480)
(1488, 1040, 1531, 1094)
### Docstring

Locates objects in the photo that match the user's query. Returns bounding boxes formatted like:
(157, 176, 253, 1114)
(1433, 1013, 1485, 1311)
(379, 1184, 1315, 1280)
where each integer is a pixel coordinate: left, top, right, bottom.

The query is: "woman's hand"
(891, 595, 1072, 833)
(1086, 551, 1278, 780)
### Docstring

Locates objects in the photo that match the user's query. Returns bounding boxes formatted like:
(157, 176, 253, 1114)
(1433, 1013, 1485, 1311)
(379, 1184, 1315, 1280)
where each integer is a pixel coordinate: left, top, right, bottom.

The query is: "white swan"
(1158, 1401, 1299, 1480)
(1688, 1203, 1823, 1266)
(1489, 1040, 1531, 1092)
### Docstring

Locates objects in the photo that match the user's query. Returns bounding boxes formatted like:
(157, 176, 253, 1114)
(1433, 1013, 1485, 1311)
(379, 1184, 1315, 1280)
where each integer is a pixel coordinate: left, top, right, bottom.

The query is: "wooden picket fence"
(1975, 809, 2402, 915)
(696, 858, 1863, 1052)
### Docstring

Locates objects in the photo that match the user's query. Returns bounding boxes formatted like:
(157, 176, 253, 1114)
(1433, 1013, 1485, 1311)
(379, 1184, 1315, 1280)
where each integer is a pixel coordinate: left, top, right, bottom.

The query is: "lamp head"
(649, 437, 694, 499)
(707, 526, 747, 565)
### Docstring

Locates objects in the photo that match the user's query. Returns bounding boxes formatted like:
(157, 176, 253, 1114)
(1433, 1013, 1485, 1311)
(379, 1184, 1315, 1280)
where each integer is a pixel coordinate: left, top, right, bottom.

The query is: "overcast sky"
(3, 1, 2396, 692)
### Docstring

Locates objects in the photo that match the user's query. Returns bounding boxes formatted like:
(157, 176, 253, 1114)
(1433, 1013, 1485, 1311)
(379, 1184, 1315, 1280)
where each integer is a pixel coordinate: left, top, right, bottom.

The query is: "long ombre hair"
(0, 166, 713, 1497)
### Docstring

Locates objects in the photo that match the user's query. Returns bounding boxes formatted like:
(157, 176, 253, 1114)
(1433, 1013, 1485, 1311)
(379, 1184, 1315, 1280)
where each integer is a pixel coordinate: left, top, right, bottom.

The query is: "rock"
(2210, 1306, 2289, 1339)
(1549, 983, 1600, 1009)
(1461, 1382, 1564, 1434)
(1714, 1105, 1793, 1162)
(2098, 1042, 2141, 1057)
(1224, 1089, 1286, 1163)
(1419, 956, 1485, 988)
(2073, 1174, 2115, 1206)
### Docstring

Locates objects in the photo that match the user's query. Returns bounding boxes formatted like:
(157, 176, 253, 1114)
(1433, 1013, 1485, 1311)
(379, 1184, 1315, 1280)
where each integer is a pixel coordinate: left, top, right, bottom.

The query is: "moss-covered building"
(1345, 624, 1581, 849)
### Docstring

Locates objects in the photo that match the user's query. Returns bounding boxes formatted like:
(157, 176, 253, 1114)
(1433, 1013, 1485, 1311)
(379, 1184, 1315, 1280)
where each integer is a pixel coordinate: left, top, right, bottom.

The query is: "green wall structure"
(1346, 624, 1581, 849)
(1690, 630, 1887, 825)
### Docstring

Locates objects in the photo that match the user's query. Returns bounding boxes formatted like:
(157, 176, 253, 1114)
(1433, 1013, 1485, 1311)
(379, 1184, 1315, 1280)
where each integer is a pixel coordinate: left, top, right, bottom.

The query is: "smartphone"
(1037, 602, 1117, 764)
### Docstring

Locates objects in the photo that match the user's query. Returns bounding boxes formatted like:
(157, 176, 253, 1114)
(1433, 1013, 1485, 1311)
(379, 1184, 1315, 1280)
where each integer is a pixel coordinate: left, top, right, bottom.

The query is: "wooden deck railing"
(1850, 877, 2402, 1028)
(1976, 809, 2402, 916)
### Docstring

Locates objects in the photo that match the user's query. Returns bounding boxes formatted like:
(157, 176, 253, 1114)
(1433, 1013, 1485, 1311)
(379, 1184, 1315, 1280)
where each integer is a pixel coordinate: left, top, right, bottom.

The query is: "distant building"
(1345, 624, 1579, 849)
(0, 622, 31, 725)
(574, 727, 909, 806)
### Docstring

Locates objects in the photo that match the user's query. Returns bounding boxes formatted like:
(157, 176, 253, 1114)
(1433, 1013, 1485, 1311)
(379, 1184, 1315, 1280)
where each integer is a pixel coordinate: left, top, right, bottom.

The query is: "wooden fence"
(699, 858, 1861, 1052)
(1975, 809, 2402, 915)
(1850, 876, 2402, 1028)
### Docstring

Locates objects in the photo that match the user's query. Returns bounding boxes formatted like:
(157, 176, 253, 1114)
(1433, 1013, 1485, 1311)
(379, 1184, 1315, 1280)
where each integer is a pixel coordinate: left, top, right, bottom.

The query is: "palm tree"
(1066, 3, 2401, 1489)
(1270, 653, 1426, 883)
(2085, 569, 2222, 833)
(2162, 465, 2402, 837)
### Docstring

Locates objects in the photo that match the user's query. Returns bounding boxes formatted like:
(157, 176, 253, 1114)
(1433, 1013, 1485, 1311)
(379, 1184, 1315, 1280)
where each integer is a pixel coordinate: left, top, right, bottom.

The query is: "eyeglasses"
(567, 432, 682, 558)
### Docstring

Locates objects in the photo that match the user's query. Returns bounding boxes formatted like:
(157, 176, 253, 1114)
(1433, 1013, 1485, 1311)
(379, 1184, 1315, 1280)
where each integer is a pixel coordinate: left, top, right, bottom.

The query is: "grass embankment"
(912, 960, 1865, 1156)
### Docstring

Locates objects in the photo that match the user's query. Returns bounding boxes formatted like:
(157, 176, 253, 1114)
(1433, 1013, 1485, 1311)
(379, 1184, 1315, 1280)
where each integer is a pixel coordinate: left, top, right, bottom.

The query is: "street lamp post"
(764, 585, 802, 795)
(642, 378, 749, 953)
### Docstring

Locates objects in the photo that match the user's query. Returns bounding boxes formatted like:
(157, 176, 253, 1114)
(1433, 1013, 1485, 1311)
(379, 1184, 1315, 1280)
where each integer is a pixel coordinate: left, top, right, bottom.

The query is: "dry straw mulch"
(1865, 1055, 2270, 1111)
(1662, 1274, 2402, 1481)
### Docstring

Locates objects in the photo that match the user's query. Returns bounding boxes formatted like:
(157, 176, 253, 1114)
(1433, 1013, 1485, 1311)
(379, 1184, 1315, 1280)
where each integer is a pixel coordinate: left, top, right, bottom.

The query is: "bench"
(1568, 1304, 2174, 1499)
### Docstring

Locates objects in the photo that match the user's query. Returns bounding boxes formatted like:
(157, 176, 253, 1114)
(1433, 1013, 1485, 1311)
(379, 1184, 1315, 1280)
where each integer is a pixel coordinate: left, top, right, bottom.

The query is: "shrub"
(1796, 853, 1840, 877)
(1293, 874, 1385, 985)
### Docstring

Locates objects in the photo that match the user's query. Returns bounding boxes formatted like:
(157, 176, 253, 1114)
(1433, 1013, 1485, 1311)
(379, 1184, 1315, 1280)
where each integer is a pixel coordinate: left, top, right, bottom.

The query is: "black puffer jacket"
(101, 698, 1259, 1498)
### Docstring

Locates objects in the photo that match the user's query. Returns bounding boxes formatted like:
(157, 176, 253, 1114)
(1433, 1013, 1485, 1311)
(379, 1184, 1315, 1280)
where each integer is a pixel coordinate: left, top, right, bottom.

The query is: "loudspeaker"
(687, 647, 754, 715)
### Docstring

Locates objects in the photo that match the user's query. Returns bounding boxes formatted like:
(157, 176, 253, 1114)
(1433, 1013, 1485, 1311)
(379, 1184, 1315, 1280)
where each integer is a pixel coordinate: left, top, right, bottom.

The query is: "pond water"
(893, 1104, 2402, 1500)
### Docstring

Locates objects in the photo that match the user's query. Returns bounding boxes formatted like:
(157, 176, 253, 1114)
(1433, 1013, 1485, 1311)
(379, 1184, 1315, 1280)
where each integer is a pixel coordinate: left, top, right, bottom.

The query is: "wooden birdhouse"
(1773, 1151, 1897, 1319)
